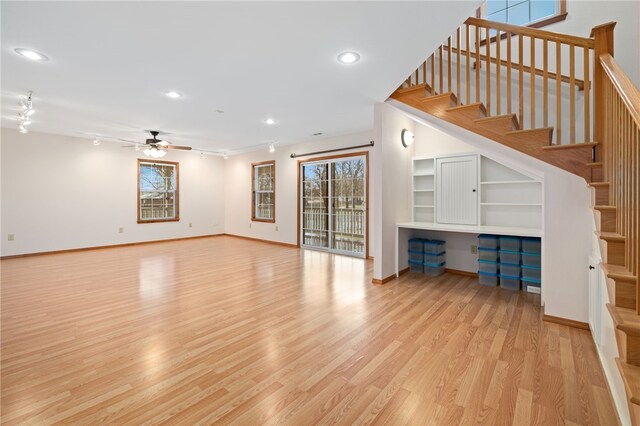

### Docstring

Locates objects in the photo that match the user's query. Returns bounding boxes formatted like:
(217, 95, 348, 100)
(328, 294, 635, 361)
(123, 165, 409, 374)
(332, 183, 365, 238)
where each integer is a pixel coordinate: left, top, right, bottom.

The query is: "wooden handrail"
(599, 54, 640, 127)
(465, 17, 595, 48)
(398, 16, 605, 145)
(451, 46, 586, 91)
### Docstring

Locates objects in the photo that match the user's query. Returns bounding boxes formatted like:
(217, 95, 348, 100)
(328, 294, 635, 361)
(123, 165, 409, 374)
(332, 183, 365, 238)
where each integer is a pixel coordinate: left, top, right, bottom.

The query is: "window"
(252, 161, 275, 222)
(483, 0, 566, 28)
(138, 160, 179, 223)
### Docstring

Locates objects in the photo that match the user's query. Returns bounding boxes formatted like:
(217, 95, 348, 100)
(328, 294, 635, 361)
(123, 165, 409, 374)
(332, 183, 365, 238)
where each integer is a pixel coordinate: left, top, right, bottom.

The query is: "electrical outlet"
(275, 225, 279, 231)
(189, 222, 193, 228)
(118, 227, 124, 234)
(7, 234, 14, 241)
(470, 244, 478, 254)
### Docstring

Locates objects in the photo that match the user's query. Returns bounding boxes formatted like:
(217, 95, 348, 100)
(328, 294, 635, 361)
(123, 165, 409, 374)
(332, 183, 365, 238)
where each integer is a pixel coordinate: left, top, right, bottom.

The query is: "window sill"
(138, 218, 180, 224)
(480, 12, 569, 46)
(251, 218, 276, 223)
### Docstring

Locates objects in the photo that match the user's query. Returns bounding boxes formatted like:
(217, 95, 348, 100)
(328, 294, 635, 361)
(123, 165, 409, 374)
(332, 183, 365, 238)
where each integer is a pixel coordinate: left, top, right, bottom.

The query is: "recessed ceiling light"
(264, 118, 276, 125)
(93, 138, 101, 146)
(337, 51, 360, 64)
(164, 91, 182, 99)
(14, 48, 49, 62)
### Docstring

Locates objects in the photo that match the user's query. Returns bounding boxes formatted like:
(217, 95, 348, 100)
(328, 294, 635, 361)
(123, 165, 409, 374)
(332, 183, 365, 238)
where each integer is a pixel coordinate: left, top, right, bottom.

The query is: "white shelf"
(414, 205, 435, 208)
(413, 173, 435, 177)
(480, 202, 543, 207)
(413, 189, 435, 192)
(480, 180, 539, 185)
(397, 222, 542, 237)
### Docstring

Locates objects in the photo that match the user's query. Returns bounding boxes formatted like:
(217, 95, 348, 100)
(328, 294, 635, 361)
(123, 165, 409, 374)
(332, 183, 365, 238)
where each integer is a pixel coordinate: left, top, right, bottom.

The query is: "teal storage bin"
(478, 247, 499, 262)
(521, 264, 541, 281)
(408, 260, 423, 273)
(500, 274, 521, 290)
(424, 261, 445, 276)
(408, 238, 424, 252)
(424, 240, 445, 254)
(522, 252, 542, 268)
(478, 271, 499, 286)
(499, 236, 521, 252)
(478, 234, 499, 249)
(408, 250, 423, 262)
(500, 250, 520, 264)
(478, 260, 499, 274)
(522, 237, 542, 253)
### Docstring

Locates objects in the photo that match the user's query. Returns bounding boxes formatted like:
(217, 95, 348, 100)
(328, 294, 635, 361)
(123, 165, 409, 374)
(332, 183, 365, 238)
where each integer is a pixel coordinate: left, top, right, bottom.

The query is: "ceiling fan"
(122, 130, 192, 158)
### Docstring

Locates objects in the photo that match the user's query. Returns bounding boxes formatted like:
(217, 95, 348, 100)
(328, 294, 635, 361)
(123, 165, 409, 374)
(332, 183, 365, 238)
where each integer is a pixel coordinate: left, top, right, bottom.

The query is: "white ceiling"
(1, 1, 478, 153)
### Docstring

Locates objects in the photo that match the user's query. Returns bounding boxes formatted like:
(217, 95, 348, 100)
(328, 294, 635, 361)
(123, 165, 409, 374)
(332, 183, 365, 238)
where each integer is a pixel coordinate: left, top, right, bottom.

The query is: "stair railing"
(599, 53, 640, 308)
(401, 17, 609, 146)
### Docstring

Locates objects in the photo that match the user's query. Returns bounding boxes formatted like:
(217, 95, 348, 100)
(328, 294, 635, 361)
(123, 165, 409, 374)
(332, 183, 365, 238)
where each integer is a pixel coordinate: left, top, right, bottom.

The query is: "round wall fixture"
(401, 129, 414, 148)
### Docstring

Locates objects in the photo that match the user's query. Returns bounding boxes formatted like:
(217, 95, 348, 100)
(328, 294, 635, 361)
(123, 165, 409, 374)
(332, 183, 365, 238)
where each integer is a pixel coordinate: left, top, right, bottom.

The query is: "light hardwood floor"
(1, 236, 618, 425)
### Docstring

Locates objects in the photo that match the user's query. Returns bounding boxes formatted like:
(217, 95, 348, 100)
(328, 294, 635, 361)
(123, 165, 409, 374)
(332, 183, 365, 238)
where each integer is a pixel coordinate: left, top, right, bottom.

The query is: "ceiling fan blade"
(165, 145, 192, 150)
(157, 141, 170, 146)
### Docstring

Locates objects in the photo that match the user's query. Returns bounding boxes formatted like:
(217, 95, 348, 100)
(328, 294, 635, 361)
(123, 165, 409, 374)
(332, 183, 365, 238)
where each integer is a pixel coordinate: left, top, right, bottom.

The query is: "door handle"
(589, 265, 595, 270)
(472, 189, 477, 192)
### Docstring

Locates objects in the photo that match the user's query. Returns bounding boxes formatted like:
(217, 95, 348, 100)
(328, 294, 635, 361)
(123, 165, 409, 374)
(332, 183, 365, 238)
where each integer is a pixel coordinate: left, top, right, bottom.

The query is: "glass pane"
(487, 0, 507, 15)
(530, 0, 555, 21)
(507, 0, 527, 7)
(255, 192, 274, 219)
(507, 0, 531, 25)
(256, 165, 274, 191)
(487, 9, 507, 23)
(303, 230, 328, 247)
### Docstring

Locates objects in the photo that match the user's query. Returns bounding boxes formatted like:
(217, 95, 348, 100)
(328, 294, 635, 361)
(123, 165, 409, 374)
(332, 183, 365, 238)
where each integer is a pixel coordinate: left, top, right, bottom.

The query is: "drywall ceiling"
(1, 1, 479, 153)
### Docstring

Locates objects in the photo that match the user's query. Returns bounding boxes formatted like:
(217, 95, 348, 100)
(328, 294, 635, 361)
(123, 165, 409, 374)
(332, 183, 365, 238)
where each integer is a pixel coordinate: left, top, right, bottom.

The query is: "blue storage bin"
(522, 276, 541, 293)
(424, 251, 446, 264)
(500, 263, 521, 278)
(499, 250, 520, 264)
(424, 240, 445, 254)
(521, 252, 542, 268)
(424, 261, 445, 276)
(478, 247, 499, 262)
(408, 260, 423, 273)
(408, 251, 423, 262)
(478, 260, 499, 274)
(499, 236, 521, 252)
(478, 234, 499, 249)
(522, 237, 542, 253)
(500, 274, 521, 290)
(478, 271, 499, 286)
(408, 238, 424, 252)
(521, 264, 541, 281)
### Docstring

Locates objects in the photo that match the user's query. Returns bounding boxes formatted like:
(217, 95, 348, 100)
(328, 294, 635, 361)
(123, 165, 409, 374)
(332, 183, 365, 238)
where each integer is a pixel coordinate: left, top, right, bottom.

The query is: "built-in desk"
(395, 222, 542, 276)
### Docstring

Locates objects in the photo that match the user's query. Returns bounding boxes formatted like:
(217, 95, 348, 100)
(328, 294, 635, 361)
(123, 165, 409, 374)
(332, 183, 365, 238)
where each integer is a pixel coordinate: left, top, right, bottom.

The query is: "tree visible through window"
(252, 161, 275, 222)
(484, 0, 564, 27)
(138, 160, 179, 223)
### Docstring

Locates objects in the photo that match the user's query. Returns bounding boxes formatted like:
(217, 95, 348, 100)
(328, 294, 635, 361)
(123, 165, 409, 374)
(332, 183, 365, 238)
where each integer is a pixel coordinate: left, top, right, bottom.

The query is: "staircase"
(390, 16, 640, 424)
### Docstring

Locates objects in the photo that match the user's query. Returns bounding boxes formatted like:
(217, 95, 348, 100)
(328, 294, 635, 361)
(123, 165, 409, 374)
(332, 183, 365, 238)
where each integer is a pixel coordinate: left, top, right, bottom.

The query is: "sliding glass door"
(301, 155, 366, 257)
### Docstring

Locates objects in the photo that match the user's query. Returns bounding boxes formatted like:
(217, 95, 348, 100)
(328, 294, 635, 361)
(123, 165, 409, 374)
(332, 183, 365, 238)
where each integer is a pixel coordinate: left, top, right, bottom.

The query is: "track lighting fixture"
(17, 92, 35, 133)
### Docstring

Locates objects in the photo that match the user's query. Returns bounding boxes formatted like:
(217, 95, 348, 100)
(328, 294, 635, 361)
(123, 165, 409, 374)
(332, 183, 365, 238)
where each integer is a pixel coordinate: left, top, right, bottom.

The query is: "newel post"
(590, 22, 616, 159)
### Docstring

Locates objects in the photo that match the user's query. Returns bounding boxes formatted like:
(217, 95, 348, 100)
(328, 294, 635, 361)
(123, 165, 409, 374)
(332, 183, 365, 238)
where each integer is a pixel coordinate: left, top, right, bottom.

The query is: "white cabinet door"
(436, 155, 478, 225)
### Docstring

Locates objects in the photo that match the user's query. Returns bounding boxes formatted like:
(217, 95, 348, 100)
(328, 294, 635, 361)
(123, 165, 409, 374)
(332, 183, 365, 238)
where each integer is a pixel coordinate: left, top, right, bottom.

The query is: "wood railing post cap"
(590, 21, 617, 37)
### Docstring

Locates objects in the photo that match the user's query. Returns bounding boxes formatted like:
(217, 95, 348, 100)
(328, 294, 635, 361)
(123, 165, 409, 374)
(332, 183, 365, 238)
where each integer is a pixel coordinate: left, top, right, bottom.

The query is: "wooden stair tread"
(474, 114, 520, 131)
(394, 83, 433, 95)
(445, 102, 487, 114)
(542, 142, 599, 151)
(602, 263, 637, 283)
(616, 359, 640, 406)
(596, 231, 626, 242)
(607, 303, 640, 336)
(587, 162, 603, 168)
(505, 126, 553, 136)
(594, 205, 616, 211)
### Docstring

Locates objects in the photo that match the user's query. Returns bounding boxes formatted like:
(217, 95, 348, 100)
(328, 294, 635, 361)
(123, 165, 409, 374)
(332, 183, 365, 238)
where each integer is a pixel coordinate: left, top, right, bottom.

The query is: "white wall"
(372, 103, 413, 280)
(386, 99, 592, 322)
(0, 128, 225, 256)
(224, 131, 374, 250)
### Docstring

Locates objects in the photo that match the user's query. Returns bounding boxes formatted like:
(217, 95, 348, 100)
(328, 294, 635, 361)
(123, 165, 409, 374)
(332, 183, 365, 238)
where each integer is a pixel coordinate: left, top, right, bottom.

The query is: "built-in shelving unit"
(479, 157, 542, 229)
(410, 155, 543, 230)
(412, 158, 435, 223)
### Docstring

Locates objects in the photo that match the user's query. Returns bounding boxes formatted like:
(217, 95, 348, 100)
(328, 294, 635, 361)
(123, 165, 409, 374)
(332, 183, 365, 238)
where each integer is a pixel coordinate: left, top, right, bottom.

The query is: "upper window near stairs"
(480, 0, 567, 29)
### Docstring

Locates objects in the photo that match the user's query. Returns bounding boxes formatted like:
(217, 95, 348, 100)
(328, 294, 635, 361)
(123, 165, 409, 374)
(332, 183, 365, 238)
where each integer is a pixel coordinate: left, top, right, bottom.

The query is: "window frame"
(251, 160, 276, 223)
(137, 159, 180, 224)
(479, 0, 567, 30)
